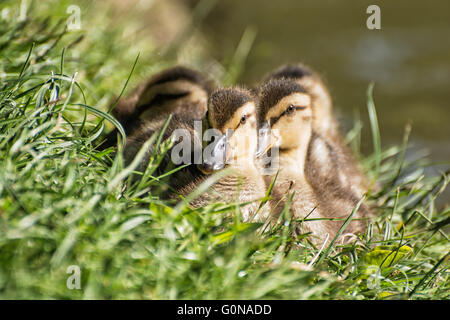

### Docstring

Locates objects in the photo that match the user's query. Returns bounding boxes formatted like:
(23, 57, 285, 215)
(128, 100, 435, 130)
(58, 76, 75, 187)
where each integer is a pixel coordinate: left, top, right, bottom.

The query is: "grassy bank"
(0, 0, 448, 299)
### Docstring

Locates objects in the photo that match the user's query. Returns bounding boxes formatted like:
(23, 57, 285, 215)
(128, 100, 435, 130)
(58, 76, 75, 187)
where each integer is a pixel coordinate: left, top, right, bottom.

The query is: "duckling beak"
(197, 162, 216, 175)
(198, 133, 228, 174)
(255, 121, 273, 158)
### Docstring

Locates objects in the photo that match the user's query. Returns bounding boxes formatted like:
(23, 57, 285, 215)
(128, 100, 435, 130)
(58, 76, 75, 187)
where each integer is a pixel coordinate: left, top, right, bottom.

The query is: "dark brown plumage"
(113, 66, 214, 125)
(99, 66, 214, 150)
(207, 87, 253, 131)
(150, 66, 213, 89)
(124, 113, 205, 195)
(264, 63, 314, 81)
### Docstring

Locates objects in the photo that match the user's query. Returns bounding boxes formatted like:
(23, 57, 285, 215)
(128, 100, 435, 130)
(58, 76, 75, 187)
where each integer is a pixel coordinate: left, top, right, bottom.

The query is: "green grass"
(0, 0, 449, 299)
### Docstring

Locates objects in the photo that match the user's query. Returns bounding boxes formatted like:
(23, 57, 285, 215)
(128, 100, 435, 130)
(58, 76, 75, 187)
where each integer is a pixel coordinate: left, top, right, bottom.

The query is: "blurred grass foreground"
(0, 0, 448, 299)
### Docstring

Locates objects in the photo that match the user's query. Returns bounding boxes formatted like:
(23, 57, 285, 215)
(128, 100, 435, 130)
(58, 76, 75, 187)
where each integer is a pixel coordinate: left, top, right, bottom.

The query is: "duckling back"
(100, 66, 214, 150)
(305, 132, 371, 237)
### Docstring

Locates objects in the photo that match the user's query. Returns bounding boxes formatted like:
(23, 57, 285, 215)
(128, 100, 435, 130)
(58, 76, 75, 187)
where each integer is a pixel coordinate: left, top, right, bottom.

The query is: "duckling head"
(256, 78, 313, 160)
(135, 66, 215, 121)
(264, 64, 334, 135)
(199, 87, 258, 174)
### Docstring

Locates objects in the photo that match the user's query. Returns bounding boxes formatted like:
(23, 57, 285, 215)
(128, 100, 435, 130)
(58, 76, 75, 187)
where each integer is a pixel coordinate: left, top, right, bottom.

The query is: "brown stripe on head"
(149, 66, 215, 94)
(208, 87, 254, 131)
(257, 78, 307, 125)
(111, 66, 214, 124)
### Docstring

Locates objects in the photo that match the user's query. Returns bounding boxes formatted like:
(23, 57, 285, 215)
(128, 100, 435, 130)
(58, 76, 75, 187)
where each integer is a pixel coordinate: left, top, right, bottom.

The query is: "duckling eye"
(240, 114, 247, 124)
(286, 105, 295, 114)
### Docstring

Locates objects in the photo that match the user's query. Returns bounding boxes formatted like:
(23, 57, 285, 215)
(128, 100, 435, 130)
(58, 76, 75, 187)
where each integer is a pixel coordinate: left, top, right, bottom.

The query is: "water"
(199, 0, 450, 164)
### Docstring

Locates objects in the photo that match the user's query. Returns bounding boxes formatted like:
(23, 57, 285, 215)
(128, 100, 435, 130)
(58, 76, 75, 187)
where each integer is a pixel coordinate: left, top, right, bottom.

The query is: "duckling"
(264, 63, 369, 199)
(101, 66, 214, 149)
(264, 63, 337, 137)
(178, 88, 268, 221)
(255, 79, 368, 243)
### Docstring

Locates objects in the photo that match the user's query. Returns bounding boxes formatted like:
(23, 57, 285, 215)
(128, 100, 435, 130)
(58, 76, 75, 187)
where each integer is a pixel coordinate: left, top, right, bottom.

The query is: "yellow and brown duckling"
(264, 63, 369, 200)
(113, 65, 214, 125)
(256, 78, 369, 243)
(179, 87, 268, 220)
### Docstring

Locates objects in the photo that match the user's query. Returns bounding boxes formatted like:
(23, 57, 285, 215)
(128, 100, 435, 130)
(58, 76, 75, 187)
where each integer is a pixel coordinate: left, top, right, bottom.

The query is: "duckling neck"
(278, 147, 307, 178)
(229, 154, 259, 175)
(209, 157, 265, 209)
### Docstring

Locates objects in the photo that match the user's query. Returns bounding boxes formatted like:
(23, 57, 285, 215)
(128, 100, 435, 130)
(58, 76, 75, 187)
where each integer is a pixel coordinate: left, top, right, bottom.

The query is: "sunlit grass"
(0, 0, 448, 299)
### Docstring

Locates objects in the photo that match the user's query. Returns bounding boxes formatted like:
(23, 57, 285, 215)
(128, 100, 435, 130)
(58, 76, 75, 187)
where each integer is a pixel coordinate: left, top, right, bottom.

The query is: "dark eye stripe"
(293, 106, 307, 111)
(269, 106, 307, 126)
